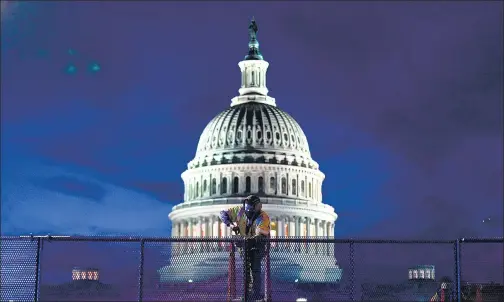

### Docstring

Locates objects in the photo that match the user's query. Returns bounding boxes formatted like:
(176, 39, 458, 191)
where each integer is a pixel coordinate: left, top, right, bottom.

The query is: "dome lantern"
(234, 18, 274, 105)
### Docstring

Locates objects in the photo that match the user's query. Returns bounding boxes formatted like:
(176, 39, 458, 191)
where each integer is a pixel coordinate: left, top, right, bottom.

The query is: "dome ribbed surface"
(195, 102, 311, 158)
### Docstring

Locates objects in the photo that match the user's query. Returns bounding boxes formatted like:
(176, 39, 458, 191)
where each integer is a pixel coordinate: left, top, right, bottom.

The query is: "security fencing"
(0, 236, 502, 302)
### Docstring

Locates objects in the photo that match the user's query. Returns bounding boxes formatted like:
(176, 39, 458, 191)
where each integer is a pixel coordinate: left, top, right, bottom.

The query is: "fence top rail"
(460, 237, 504, 243)
(1, 235, 500, 243)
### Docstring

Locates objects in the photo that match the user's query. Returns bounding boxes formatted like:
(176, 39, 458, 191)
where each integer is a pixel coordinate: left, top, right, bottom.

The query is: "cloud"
(30, 175, 108, 202)
(1, 160, 174, 236)
(276, 2, 503, 169)
(335, 134, 503, 240)
(126, 181, 184, 202)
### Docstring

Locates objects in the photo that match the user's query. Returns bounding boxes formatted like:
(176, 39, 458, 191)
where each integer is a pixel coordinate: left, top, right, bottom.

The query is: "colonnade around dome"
(170, 214, 335, 257)
(183, 164, 324, 203)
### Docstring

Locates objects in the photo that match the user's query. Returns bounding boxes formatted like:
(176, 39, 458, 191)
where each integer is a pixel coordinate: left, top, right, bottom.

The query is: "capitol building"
(159, 20, 342, 284)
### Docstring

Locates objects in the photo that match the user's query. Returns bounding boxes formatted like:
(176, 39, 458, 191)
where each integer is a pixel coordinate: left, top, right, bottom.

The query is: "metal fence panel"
(266, 239, 349, 302)
(460, 240, 504, 301)
(0, 237, 39, 302)
(37, 239, 141, 301)
(353, 241, 456, 301)
(1, 236, 503, 302)
(147, 238, 244, 301)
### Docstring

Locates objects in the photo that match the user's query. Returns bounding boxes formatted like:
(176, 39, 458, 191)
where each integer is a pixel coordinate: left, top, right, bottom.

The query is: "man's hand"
(231, 223, 240, 235)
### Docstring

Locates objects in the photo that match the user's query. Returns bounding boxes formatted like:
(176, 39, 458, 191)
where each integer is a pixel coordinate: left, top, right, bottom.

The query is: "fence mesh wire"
(353, 242, 456, 301)
(0, 237, 39, 302)
(460, 240, 504, 301)
(266, 240, 348, 302)
(1, 236, 503, 302)
(144, 240, 244, 301)
(37, 239, 141, 301)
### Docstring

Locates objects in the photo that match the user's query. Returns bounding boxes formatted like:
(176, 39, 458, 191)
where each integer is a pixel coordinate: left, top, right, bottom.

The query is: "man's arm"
(254, 212, 270, 237)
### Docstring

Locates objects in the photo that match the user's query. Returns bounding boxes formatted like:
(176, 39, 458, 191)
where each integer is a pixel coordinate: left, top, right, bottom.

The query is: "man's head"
(244, 195, 262, 218)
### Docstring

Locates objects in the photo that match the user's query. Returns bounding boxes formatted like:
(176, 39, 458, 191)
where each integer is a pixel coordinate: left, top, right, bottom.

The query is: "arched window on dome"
(196, 182, 200, 198)
(203, 180, 208, 194)
(281, 177, 287, 195)
(258, 177, 264, 193)
(270, 177, 276, 193)
(189, 184, 193, 200)
(292, 179, 297, 195)
(308, 182, 312, 198)
(211, 178, 217, 195)
(221, 177, 228, 194)
(301, 180, 305, 197)
(233, 177, 239, 194)
(236, 130, 243, 143)
(245, 176, 251, 193)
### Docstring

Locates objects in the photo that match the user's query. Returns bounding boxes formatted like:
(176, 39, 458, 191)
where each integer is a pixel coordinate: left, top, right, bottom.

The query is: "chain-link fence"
(0, 236, 502, 302)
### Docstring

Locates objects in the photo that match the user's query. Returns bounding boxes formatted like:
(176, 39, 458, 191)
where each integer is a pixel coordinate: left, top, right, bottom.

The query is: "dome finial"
(245, 17, 263, 60)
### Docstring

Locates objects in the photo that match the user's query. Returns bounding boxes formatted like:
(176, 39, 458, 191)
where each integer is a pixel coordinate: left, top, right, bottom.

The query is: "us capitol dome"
(159, 19, 342, 284)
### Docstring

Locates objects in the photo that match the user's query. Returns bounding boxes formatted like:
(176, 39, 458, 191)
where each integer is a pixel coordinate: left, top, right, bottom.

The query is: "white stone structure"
(159, 20, 342, 283)
(71, 268, 99, 281)
(408, 265, 436, 281)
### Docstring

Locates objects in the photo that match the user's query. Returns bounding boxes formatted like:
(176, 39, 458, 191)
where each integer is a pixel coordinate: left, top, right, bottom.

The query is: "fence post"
(243, 238, 248, 302)
(455, 239, 461, 302)
(34, 237, 41, 302)
(227, 242, 237, 302)
(264, 239, 272, 302)
(349, 240, 355, 302)
(138, 239, 145, 302)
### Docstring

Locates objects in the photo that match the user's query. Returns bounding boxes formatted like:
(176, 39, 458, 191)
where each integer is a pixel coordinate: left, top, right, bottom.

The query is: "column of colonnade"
(171, 215, 335, 256)
(171, 216, 335, 240)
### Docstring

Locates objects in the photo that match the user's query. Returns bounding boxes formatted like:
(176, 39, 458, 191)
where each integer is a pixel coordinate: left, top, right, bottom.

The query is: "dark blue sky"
(1, 1, 502, 239)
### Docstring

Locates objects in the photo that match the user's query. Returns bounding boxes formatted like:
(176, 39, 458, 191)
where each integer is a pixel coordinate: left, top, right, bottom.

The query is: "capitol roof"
(188, 19, 318, 171)
(194, 101, 311, 161)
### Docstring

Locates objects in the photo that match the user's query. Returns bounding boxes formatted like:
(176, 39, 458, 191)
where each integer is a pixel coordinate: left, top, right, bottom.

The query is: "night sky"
(1, 1, 503, 241)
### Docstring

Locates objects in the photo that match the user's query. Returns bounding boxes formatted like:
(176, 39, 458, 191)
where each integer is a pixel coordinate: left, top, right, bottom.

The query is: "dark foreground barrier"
(0, 236, 502, 302)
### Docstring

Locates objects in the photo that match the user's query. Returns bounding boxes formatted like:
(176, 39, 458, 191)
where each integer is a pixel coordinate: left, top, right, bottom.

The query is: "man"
(220, 195, 270, 301)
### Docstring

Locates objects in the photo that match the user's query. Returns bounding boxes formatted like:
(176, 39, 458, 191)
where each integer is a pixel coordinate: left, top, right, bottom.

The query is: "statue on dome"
(245, 17, 263, 60)
(248, 18, 258, 41)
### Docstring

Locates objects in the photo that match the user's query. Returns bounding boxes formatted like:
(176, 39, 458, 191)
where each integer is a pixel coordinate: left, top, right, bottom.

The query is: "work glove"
(219, 210, 231, 226)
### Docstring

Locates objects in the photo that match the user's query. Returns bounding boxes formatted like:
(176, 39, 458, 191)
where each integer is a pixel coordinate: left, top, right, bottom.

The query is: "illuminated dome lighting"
(159, 19, 341, 284)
